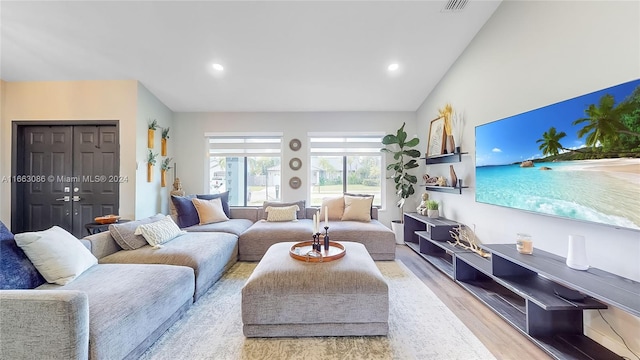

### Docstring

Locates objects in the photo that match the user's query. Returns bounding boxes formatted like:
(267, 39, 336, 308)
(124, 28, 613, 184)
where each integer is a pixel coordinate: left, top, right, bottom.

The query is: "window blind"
(207, 133, 283, 157)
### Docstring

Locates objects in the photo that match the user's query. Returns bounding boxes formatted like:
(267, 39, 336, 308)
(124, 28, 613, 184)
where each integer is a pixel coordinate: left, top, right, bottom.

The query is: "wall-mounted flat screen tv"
(475, 79, 640, 231)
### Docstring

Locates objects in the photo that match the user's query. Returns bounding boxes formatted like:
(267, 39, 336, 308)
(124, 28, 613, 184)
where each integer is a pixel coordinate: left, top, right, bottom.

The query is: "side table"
(85, 220, 130, 235)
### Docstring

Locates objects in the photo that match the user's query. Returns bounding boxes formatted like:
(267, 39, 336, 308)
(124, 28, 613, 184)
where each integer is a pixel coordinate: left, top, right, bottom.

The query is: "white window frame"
(308, 132, 385, 207)
(205, 132, 283, 206)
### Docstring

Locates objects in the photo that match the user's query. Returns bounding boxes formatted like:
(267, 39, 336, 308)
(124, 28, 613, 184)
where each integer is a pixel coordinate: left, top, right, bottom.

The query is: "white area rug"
(139, 260, 496, 360)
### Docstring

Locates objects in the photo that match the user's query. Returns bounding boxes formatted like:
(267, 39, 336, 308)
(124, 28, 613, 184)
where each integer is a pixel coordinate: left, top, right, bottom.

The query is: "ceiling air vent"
(441, 0, 469, 12)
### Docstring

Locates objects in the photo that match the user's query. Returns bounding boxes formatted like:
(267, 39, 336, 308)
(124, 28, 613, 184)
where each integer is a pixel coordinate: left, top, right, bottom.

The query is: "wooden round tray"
(94, 215, 121, 224)
(289, 241, 346, 263)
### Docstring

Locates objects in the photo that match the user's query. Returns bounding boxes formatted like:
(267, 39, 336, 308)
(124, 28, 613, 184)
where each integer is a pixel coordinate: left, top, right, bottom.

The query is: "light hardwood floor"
(396, 244, 552, 360)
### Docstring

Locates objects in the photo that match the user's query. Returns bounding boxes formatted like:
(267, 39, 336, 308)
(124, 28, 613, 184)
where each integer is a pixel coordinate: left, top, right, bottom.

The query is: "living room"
(1, 1, 639, 359)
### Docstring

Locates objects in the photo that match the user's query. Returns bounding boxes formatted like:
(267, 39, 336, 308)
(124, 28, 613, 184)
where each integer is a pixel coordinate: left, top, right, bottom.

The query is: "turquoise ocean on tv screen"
(476, 161, 640, 230)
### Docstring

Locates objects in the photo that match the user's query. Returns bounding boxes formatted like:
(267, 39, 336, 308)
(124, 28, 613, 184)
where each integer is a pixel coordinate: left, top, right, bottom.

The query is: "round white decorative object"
(566, 235, 589, 270)
(289, 158, 302, 170)
(289, 139, 301, 151)
(289, 176, 302, 189)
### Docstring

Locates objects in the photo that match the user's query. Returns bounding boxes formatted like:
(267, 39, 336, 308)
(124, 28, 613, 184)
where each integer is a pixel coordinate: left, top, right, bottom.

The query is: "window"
(309, 134, 383, 207)
(207, 134, 282, 206)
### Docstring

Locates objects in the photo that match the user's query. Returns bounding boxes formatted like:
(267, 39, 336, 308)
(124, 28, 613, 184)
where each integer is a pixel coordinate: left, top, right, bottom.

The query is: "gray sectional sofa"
(0, 227, 197, 360)
(237, 207, 395, 261)
(0, 204, 395, 360)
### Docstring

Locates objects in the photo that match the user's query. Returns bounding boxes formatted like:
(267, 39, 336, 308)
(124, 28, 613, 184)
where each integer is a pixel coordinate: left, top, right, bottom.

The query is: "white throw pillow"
(192, 197, 229, 225)
(135, 215, 185, 248)
(265, 205, 299, 222)
(341, 195, 373, 222)
(14, 226, 98, 285)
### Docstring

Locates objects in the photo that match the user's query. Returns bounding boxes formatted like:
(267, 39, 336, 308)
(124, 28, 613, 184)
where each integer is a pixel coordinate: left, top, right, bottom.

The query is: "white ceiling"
(1, 1, 502, 112)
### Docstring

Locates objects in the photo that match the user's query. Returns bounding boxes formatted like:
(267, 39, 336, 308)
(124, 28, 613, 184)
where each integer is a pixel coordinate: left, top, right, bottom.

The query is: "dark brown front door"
(13, 123, 119, 237)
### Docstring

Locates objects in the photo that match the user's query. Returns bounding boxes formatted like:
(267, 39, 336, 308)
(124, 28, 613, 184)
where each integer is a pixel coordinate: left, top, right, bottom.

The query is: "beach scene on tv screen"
(476, 79, 640, 231)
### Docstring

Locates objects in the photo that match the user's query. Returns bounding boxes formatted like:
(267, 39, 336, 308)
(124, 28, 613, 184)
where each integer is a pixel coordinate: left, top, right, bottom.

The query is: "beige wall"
(172, 111, 417, 226)
(0, 80, 139, 224)
(416, 0, 639, 356)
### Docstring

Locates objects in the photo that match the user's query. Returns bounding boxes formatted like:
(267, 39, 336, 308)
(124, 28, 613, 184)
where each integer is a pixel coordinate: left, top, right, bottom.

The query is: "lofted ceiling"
(1, 1, 502, 112)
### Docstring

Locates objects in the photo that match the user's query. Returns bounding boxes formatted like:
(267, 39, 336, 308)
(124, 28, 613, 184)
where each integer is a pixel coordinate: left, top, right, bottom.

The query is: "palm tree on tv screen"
(536, 87, 640, 159)
(536, 127, 567, 156)
(572, 93, 636, 150)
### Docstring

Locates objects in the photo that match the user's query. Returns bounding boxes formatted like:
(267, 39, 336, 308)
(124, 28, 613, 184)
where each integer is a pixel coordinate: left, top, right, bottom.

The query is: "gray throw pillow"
(109, 214, 165, 250)
(260, 200, 306, 220)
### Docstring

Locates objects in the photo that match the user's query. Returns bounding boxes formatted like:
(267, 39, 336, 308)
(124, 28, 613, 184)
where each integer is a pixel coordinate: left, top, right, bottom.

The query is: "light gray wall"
(135, 83, 174, 218)
(171, 111, 416, 226)
(416, 0, 639, 356)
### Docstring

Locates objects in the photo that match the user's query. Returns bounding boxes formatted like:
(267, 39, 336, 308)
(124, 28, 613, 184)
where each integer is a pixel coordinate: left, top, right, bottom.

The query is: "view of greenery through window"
(310, 155, 382, 206)
(210, 156, 281, 206)
(208, 134, 383, 208)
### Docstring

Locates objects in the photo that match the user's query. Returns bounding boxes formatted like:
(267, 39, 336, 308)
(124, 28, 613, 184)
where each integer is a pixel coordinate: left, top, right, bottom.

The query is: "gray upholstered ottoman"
(241, 241, 389, 337)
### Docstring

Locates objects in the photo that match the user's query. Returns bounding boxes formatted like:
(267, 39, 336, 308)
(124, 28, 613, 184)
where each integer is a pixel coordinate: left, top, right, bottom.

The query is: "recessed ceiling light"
(388, 63, 399, 71)
(212, 63, 224, 71)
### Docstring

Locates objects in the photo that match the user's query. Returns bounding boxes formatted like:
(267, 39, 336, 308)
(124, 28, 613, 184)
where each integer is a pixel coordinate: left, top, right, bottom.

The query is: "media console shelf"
(403, 212, 638, 360)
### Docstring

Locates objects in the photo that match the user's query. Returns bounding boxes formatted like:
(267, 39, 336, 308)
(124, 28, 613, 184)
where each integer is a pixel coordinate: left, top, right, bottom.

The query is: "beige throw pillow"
(260, 201, 306, 220)
(265, 205, 299, 222)
(134, 215, 185, 248)
(341, 195, 373, 222)
(319, 196, 345, 220)
(192, 197, 229, 225)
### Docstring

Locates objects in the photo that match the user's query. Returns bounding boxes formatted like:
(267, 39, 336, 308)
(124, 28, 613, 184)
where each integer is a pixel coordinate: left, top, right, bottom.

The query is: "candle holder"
(323, 226, 330, 251)
(315, 232, 322, 251)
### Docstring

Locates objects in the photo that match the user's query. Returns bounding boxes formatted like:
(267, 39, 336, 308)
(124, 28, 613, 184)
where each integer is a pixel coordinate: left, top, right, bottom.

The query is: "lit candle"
(325, 206, 329, 226)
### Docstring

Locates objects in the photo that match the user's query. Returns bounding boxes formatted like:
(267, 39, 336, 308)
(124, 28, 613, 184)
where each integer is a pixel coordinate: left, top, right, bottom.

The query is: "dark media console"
(403, 212, 639, 360)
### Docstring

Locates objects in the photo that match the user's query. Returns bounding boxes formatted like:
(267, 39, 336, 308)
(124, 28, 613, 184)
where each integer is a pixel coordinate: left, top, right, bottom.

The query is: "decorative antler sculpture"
(448, 224, 490, 258)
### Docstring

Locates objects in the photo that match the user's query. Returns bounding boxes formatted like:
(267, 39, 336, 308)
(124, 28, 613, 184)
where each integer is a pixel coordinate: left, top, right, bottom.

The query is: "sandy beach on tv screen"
(563, 158, 640, 176)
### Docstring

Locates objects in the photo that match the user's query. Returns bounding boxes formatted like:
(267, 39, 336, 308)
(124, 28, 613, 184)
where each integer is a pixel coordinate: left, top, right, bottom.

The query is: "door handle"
(56, 196, 70, 202)
(72, 196, 81, 202)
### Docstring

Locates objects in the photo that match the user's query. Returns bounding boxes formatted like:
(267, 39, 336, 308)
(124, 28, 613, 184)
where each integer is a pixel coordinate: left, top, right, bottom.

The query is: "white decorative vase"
(427, 209, 439, 218)
(566, 235, 589, 270)
(391, 220, 404, 244)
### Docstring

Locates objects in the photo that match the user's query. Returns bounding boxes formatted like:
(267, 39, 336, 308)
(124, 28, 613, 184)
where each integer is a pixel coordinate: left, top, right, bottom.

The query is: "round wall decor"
(289, 157, 302, 171)
(289, 176, 302, 189)
(289, 138, 301, 151)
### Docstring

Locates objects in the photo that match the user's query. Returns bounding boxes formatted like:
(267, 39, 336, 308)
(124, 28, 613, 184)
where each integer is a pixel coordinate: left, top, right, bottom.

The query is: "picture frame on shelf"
(426, 116, 446, 157)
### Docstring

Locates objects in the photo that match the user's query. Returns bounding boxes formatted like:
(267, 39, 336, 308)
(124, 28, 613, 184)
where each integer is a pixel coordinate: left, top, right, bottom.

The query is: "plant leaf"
(404, 174, 418, 184)
(382, 135, 399, 145)
(397, 127, 407, 145)
(405, 137, 420, 147)
(404, 149, 421, 158)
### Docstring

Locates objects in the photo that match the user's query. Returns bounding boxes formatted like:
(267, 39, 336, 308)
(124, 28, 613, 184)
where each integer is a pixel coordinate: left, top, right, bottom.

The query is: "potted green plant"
(147, 150, 158, 182)
(148, 119, 158, 149)
(161, 127, 170, 156)
(426, 200, 439, 218)
(381, 122, 421, 243)
(161, 157, 173, 187)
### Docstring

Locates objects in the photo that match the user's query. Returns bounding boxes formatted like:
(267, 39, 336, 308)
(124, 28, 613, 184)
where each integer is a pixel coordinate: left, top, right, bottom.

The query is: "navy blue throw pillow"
(171, 192, 232, 228)
(197, 191, 230, 218)
(0, 221, 46, 289)
(170, 195, 199, 228)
